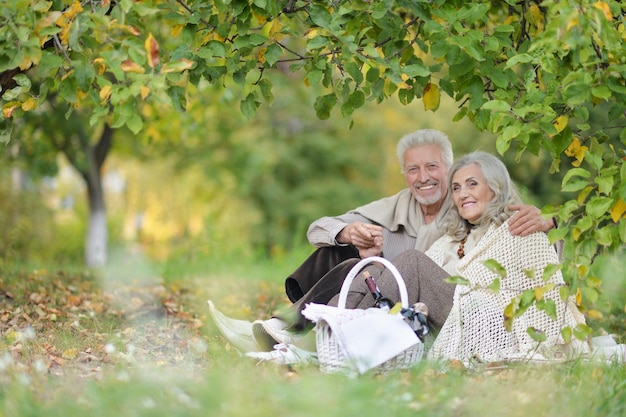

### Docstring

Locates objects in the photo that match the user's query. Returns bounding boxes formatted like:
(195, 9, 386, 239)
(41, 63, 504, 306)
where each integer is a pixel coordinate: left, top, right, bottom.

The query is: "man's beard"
(413, 188, 443, 207)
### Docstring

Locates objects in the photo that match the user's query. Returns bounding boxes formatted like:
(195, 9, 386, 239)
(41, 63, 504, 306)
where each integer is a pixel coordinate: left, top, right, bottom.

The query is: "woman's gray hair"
(396, 129, 454, 172)
(443, 151, 523, 239)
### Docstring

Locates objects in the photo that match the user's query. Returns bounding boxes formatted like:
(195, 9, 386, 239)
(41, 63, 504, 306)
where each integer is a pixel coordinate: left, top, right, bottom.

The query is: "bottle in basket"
(363, 271, 394, 312)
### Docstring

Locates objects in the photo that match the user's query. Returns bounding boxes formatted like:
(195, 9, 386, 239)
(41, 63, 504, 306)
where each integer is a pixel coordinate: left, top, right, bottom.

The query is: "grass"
(1, 245, 625, 417)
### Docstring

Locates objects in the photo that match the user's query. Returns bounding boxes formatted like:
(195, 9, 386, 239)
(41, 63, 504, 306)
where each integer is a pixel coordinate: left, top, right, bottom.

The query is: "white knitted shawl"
(426, 220, 588, 363)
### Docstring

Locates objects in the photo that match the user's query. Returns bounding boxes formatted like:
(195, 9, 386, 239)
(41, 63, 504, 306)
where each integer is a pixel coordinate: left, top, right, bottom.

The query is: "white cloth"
(426, 220, 589, 363)
(302, 303, 421, 374)
(590, 335, 625, 363)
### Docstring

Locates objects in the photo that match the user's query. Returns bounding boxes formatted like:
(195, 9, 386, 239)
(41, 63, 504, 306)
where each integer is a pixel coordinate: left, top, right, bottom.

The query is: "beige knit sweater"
(426, 219, 588, 363)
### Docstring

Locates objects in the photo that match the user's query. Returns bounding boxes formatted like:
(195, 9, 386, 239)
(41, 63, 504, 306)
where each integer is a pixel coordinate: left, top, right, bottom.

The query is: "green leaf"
(483, 259, 507, 278)
(561, 167, 591, 188)
(403, 63, 430, 78)
(520, 289, 535, 308)
(618, 219, 626, 243)
(482, 100, 511, 112)
(506, 53, 534, 68)
(586, 196, 613, 218)
(527, 327, 547, 342)
(240, 92, 260, 119)
(496, 133, 512, 154)
(126, 112, 143, 134)
(263, 44, 282, 66)
(561, 326, 572, 344)
(595, 225, 614, 246)
(548, 226, 568, 244)
(444, 275, 471, 286)
(12, 74, 32, 88)
(542, 263, 562, 282)
(562, 179, 590, 193)
(0, 119, 13, 144)
(366, 67, 380, 83)
(544, 299, 557, 320)
(591, 85, 612, 100)
(572, 323, 593, 340)
(345, 62, 363, 85)
(314, 93, 337, 120)
(580, 287, 599, 304)
(497, 124, 521, 154)
(257, 78, 273, 103)
(487, 278, 500, 292)
(308, 3, 332, 29)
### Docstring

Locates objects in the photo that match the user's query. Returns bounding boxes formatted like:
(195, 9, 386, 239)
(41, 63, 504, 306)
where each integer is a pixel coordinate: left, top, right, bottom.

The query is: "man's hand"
(337, 221, 384, 257)
(508, 204, 555, 236)
(357, 236, 383, 258)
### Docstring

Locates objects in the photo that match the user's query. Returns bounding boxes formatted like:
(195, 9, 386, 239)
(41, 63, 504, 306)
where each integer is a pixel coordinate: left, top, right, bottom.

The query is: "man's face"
(403, 144, 449, 207)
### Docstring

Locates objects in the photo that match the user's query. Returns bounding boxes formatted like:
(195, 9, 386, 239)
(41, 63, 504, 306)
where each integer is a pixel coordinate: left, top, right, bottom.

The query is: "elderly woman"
(338, 151, 587, 363)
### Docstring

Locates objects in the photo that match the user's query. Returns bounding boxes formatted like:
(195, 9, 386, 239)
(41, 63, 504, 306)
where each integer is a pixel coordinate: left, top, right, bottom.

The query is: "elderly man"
(209, 129, 554, 352)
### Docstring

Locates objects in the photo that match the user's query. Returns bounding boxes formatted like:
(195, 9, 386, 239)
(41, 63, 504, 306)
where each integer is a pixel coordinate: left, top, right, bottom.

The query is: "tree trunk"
(84, 167, 108, 268)
(81, 124, 113, 268)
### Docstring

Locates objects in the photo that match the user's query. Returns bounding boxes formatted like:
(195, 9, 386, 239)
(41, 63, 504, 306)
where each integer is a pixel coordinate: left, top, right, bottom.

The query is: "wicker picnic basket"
(313, 256, 424, 374)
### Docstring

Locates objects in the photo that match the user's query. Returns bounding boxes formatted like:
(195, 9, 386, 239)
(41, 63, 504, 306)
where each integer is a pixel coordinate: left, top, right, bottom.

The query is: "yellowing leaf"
(121, 59, 145, 74)
(269, 19, 284, 38)
(62, 348, 79, 360)
(171, 24, 184, 38)
(566, 17, 579, 31)
(575, 287, 582, 306)
(257, 48, 266, 64)
(21, 97, 38, 111)
(2, 102, 19, 118)
(58, 22, 71, 45)
(503, 15, 517, 25)
(35, 11, 62, 32)
(610, 198, 626, 222)
(564, 137, 587, 167)
(577, 185, 593, 205)
(94, 57, 106, 75)
(144, 33, 160, 68)
(77, 90, 87, 103)
(423, 83, 440, 111)
(527, 4, 544, 32)
(593, 1, 613, 21)
(99, 85, 112, 102)
(252, 10, 267, 25)
(141, 86, 151, 100)
(304, 28, 319, 39)
(553, 115, 568, 133)
(160, 59, 195, 74)
(63, 0, 83, 20)
(587, 309, 604, 320)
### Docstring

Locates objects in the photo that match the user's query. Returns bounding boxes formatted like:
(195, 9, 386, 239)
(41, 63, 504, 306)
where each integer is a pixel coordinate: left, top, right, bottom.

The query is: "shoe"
(207, 300, 262, 352)
(252, 318, 301, 351)
(246, 343, 318, 366)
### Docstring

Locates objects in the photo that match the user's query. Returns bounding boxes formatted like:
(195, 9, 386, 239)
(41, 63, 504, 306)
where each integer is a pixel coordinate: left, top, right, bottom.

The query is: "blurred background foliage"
(2, 68, 624, 335)
(3, 70, 497, 265)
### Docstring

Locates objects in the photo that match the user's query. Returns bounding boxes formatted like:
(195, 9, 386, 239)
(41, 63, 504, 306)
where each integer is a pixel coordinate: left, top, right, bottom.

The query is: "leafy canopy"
(1, 0, 625, 319)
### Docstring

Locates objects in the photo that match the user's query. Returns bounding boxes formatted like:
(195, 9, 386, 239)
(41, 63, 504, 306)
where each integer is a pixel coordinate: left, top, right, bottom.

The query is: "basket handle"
(337, 256, 409, 309)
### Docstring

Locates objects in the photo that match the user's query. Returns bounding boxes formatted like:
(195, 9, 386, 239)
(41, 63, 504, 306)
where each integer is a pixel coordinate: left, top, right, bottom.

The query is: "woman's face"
(451, 163, 495, 223)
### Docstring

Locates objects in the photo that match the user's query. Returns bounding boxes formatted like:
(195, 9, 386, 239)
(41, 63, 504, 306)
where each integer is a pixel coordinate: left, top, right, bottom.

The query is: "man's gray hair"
(396, 129, 454, 172)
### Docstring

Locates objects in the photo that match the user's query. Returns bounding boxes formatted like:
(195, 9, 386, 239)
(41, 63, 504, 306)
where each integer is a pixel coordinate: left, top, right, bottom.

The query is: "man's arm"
(307, 213, 383, 257)
(306, 213, 369, 247)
